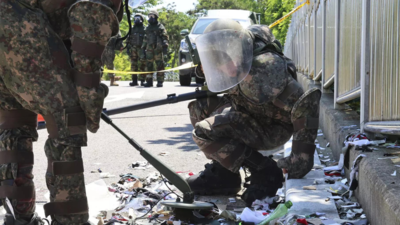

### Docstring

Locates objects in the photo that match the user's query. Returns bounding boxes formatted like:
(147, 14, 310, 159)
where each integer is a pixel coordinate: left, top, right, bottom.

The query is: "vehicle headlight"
(180, 39, 189, 51)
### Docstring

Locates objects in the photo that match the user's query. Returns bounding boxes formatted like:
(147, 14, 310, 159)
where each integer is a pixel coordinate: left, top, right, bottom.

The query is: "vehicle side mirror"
(180, 29, 189, 37)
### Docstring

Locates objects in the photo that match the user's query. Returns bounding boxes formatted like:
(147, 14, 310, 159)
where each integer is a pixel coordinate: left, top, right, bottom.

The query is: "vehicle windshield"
(191, 18, 250, 34)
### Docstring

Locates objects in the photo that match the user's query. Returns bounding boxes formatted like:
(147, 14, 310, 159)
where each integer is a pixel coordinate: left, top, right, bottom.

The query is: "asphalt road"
(33, 81, 211, 201)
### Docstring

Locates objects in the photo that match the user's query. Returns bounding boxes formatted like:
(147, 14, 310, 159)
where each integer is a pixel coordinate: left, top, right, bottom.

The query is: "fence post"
(334, 0, 341, 109)
(321, 0, 327, 92)
(313, 0, 318, 82)
(360, 0, 371, 132)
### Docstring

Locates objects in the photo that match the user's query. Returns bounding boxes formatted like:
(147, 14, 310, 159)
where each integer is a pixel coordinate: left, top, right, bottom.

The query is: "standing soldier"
(127, 13, 147, 86)
(0, 0, 121, 224)
(141, 10, 169, 87)
(103, 32, 124, 86)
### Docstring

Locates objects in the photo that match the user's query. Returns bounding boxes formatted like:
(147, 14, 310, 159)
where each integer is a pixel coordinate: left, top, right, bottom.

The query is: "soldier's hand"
(277, 152, 314, 179)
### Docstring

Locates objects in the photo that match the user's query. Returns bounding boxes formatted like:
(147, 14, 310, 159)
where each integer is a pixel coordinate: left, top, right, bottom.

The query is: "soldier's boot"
(156, 81, 163, 87)
(140, 80, 145, 86)
(115, 76, 121, 81)
(4, 213, 48, 225)
(110, 77, 119, 86)
(186, 161, 241, 195)
(129, 75, 138, 86)
(241, 149, 284, 207)
(144, 78, 153, 87)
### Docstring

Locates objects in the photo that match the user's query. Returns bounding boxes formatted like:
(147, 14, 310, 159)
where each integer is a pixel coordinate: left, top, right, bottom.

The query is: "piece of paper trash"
(392, 158, 400, 164)
(158, 152, 170, 156)
(391, 171, 397, 176)
(324, 156, 330, 158)
(319, 216, 327, 220)
(319, 154, 324, 157)
(330, 196, 342, 200)
(321, 159, 330, 162)
(324, 154, 344, 172)
(318, 133, 324, 136)
(303, 186, 317, 190)
(378, 157, 398, 160)
(229, 198, 236, 203)
(316, 212, 326, 216)
(326, 142, 330, 147)
(240, 207, 267, 224)
(6, 198, 16, 219)
(341, 178, 348, 184)
(99, 173, 116, 178)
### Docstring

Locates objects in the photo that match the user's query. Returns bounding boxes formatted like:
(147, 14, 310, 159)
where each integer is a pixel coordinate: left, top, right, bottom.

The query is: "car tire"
(180, 75, 191, 86)
(195, 76, 205, 85)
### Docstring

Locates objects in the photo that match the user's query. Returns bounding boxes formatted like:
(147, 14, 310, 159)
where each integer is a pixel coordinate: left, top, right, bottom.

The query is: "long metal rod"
(336, 88, 361, 104)
(323, 74, 334, 88)
(100, 112, 193, 203)
(360, 0, 371, 132)
(334, 0, 341, 109)
(364, 121, 400, 135)
(321, 0, 327, 92)
(104, 90, 211, 116)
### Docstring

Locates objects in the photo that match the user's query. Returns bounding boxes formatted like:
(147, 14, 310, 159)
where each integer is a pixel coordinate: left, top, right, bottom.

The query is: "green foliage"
(158, 3, 197, 68)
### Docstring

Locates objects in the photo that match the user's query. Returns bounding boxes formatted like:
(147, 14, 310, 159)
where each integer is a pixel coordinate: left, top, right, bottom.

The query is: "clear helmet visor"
(196, 29, 253, 92)
(128, 0, 148, 9)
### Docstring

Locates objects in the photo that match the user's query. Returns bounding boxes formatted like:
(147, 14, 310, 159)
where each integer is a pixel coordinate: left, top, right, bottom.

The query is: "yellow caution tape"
(269, 0, 310, 29)
(103, 62, 196, 74)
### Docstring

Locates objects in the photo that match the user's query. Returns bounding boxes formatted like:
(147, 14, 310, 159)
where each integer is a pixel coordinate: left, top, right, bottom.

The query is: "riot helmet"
(196, 19, 253, 92)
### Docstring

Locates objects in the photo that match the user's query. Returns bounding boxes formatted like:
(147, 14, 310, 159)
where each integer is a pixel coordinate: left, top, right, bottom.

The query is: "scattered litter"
(318, 133, 324, 136)
(352, 208, 363, 214)
(341, 178, 348, 184)
(158, 152, 170, 156)
(321, 159, 331, 162)
(324, 154, 344, 172)
(240, 207, 267, 224)
(330, 196, 343, 200)
(314, 178, 325, 185)
(319, 154, 324, 157)
(303, 186, 317, 190)
(228, 198, 236, 203)
(324, 156, 330, 158)
(395, 165, 400, 168)
(349, 154, 366, 198)
(130, 161, 153, 170)
(392, 158, 400, 164)
(378, 156, 398, 159)
(391, 171, 397, 176)
(316, 212, 326, 216)
(313, 164, 324, 170)
(346, 211, 356, 219)
(360, 214, 366, 219)
(319, 216, 327, 220)
(100, 173, 116, 178)
(319, 147, 326, 150)
(326, 142, 330, 147)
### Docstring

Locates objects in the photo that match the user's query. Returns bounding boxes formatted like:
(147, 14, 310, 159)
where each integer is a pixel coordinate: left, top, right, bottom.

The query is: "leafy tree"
(158, 3, 197, 68)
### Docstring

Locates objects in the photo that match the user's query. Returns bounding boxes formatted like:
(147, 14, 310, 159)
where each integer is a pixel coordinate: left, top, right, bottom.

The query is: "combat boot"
(110, 77, 119, 86)
(144, 78, 153, 87)
(129, 75, 138, 86)
(156, 81, 163, 87)
(140, 80, 145, 86)
(186, 161, 241, 195)
(241, 149, 284, 207)
(4, 213, 48, 225)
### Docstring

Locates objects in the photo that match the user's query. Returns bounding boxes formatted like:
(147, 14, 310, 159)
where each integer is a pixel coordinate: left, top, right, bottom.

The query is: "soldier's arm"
(277, 88, 321, 179)
(161, 25, 169, 47)
(141, 30, 147, 49)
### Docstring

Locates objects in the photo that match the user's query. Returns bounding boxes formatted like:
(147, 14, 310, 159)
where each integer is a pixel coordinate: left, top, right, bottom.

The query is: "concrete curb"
(284, 140, 339, 220)
(347, 147, 400, 225)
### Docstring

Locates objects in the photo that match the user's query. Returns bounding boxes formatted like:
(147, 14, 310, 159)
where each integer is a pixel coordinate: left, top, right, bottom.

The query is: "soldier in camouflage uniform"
(187, 19, 321, 206)
(141, 10, 169, 88)
(0, 0, 122, 224)
(127, 13, 146, 87)
(102, 32, 124, 86)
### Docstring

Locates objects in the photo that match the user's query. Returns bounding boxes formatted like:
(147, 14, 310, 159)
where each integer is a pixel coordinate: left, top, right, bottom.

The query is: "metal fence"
(284, 0, 400, 135)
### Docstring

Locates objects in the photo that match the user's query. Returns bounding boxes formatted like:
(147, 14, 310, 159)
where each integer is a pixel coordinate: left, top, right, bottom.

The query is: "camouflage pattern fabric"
(102, 35, 123, 78)
(0, 0, 119, 223)
(127, 25, 146, 81)
(142, 22, 168, 82)
(189, 25, 320, 177)
(69, 1, 119, 133)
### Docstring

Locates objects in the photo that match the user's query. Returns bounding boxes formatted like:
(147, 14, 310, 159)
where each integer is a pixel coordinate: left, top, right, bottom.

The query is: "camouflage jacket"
(106, 34, 123, 51)
(141, 22, 168, 49)
(127, 25, 146, 48)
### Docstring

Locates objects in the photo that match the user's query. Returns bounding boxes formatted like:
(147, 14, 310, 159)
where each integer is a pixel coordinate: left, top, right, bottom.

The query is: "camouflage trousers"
(102, 48, 116, 78)
(129, 46, 146, 81)
(0, 2, 95, 224)
(145, 44, 165, 82)
(189, 96, 292, 173)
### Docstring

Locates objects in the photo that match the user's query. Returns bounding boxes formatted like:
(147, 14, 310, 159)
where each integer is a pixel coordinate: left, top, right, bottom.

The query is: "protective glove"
(277, 141, 315, 179)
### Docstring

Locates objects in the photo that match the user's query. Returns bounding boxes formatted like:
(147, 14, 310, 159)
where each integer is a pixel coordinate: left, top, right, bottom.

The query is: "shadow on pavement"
(147, 123, 199, 151)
